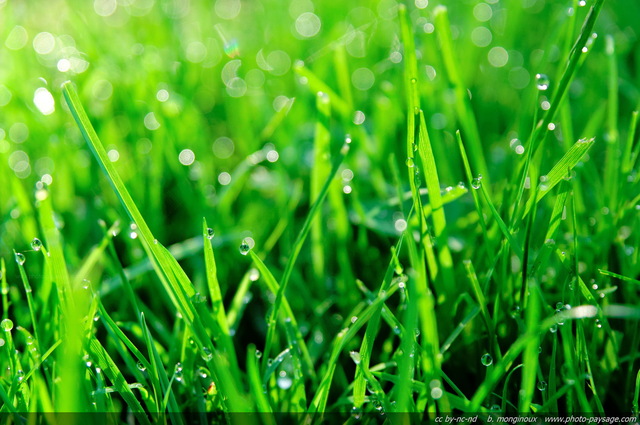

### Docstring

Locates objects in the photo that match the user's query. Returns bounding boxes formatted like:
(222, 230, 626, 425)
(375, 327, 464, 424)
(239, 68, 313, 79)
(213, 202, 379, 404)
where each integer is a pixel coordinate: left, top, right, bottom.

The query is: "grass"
(1, 0, 640, 422)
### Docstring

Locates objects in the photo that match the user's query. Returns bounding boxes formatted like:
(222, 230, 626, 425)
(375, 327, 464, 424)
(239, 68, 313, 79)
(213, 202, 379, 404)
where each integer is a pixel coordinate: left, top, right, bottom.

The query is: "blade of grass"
(261, 138, 348, 370)
(523, 138, 595, 218)
(433, 5, 489, 178)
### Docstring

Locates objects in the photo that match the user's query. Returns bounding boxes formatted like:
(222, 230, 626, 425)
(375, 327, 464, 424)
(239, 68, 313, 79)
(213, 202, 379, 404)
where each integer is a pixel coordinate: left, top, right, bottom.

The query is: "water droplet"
(595, 319, 602, 329)
(137, 361, 146, 371)
(471, 174, 483, 189)
(192, 292, 207, 304)
(206, 228, 215, 240)
(457, 181, 466, 189)
(1, 319, 14, 331)
(201, 347, 213, 362)
(351, 406, 362, 420)
(174, 363, 184, 382)
(393, 326, 401, 335)
(414, 169, 422, 186)
(198, 367, 209, 379)
(510, 305, 521, 319)
(0, 338, 4, 347)
(406, 157, 415, 168)
(31, 238, 42, 251)
(549, 324, 558, 333)
(16, 369, 24, 382)
(350, 316, 358, 324)
(15, 253, 25, 265)
(578, 0, 586, 6)
(556, 302, 564, 310)
(255, 349, 263, 358)
(239, 239, 251, 255)
(481, 353, 493, 366)
(536, 73, 550, 91)
(350, 351, 361, 365)
(537, 380, 547, 391)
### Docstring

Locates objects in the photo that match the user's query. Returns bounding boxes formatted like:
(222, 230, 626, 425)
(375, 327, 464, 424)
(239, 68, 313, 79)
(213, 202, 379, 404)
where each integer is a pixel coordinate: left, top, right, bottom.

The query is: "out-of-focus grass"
(1, 0, 640, 421)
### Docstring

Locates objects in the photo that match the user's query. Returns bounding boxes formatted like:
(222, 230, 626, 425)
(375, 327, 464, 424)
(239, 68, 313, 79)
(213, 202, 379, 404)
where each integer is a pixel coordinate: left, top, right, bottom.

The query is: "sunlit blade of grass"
(310, 91, 331, 282)
(88, 338, 152, 425)
(598, 269, 640, 285)
(433, 5, 489, 178)
(622, 111, 639, 173)
(36, 187, 90, 414)
(260, 97, 295, 141)
(14, 251, 38, 343)
(248, 250, 315, 383)
(604, 35, 620, 212)
(416, 111, 455, 299)
(1, 259, 7, 318)
(518, 277, 541, 413)
(261, 139, 348, 369)
(456, 131, 491, 248)
(394, 230, 420, 414)
(334, 46, 353, 112)
(202, 218, 238, 372)
(523, 138, 595, 217)
(463, 260, 492, 338)
(293, 61, 350, 118)
(246, 343, 275, 419)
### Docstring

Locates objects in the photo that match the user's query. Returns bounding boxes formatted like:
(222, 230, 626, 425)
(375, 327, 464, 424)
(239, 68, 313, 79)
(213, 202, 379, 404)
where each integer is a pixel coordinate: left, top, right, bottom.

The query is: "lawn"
(1, 0, 640, 422)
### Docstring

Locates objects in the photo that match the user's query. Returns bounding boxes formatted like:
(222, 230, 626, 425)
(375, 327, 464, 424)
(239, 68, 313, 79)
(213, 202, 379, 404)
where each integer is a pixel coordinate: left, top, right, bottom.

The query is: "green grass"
(1, 0, 640, 422)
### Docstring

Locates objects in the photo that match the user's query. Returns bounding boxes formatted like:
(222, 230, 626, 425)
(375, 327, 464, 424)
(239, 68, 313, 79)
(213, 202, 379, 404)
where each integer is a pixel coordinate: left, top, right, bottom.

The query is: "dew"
(488, 46, 509, 68)
(510, 305, 521, 319)
(178, 149, 195, 166)
(414, 169, 422, 186)
(0, 338, 4, 347)
(16, 369, 24, 382)
(539, 175, 549, 191)
(206, 227, 215, 240)
(239, 239, 251, 255)
(349, 351, 361, 364)
(33, 87, 56, 116)
(406, 157, 415, 168)
(535, 74, 550, 91)
(218, 172, 232, 185)
(174, 363, 184, 382)
(201, 347, 213, 362)
(192, 293, 207, 304)
(481, 353, 493, 366)
(198, 367, 209, 378)
(394, 219, 408, 232)
(255, 349, 263, 358)
(1, 319, 14, 331)
(350, 316, 358, 324)
(490, 404, 501, 412)
(353, 110, 366, 125)
(31, 238, 43, 251)
(537, 380, 547, 391)
(471, 174, 483, 189)
(248, 268, 260, 281)
(578, 0, 586, 5)
(295, 12, 322, 38)
(137, 361, 146, 371)
(351, 406, 362, 420)
(595, 319, 602, 329)
(549, 324, 558, 333)
(15, 253, 26, 265)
